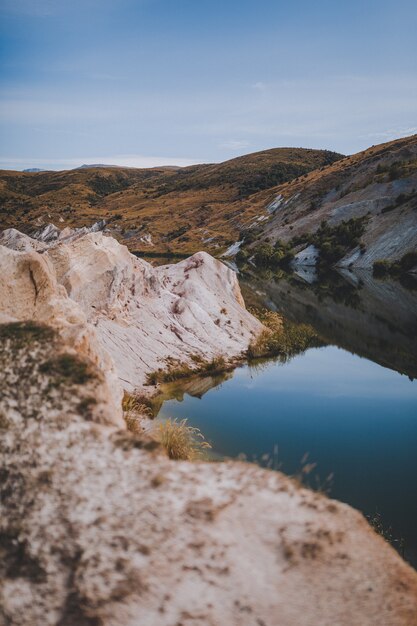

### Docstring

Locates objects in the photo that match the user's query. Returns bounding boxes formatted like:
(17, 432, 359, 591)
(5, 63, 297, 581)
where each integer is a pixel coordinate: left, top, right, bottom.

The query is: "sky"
(1, 0, 417, 170)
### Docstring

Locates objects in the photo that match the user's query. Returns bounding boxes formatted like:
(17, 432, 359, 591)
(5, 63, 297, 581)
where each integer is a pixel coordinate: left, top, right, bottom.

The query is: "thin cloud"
(361, 126, 417, 140)
(219, 140, 251, 151)
(251, 82, 268, 92)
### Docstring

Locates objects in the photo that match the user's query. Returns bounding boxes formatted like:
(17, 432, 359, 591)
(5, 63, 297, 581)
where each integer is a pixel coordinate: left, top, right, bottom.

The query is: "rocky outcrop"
(0, 227, 263, 391)
(1, 321, 417, 626)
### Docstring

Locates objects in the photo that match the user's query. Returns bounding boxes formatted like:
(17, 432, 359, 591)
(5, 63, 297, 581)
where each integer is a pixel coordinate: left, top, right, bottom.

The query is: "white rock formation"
(292, 244, 319, 267)
(0, 227, 263, 391)
(221, 240, 243, 258)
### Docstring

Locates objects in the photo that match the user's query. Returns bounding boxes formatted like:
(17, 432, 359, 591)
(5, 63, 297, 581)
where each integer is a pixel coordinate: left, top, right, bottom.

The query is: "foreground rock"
(1, 323, 417, 626)
(0, 227, 263, 390)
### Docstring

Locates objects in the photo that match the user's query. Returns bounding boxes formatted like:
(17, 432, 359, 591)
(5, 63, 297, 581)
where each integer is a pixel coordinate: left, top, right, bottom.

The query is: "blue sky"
(1, 0, 417, 169)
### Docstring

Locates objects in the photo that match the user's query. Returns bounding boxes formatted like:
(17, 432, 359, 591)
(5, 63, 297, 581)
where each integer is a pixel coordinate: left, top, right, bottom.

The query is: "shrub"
(236, 249, 249, 265)
(311, 216, 368, 265)
(157, 418, 211, 460)
(203, 355, 226, 372)
(247, 330, 274, 359)
(396, 193, 407, 205)
(399, 251, 417, 272)
(389, 162, 401, 181)
(372, 260, 391, 277)
(122, 391, 154, 416)
(252, 241, 294, 270)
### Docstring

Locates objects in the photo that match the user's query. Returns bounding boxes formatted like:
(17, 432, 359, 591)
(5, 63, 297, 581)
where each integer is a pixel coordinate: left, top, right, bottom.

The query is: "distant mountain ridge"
(22, 168, 49, 173)
(77, 163, 121, 169)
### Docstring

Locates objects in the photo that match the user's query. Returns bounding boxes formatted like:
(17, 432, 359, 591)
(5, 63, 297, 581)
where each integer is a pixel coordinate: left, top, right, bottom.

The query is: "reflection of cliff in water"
(241, 270, 417, 379)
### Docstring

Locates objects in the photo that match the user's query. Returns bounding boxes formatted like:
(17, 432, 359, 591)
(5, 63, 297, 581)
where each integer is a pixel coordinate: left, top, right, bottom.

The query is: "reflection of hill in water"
(241, 271, 417, 380)
(152, 371, 233, 411)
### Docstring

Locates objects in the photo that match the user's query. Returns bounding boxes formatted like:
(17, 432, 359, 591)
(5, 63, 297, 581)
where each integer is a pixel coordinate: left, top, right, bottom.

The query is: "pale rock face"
(221, 240, 243, 257)
(1, 229, 263, 391)
(0, 228, 48, 252)
(292, 244, 319, 267)
(0, 228, 263, 391)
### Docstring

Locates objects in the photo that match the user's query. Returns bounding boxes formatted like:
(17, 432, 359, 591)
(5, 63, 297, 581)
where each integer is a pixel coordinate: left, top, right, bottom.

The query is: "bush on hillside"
(310, 217, 368, 265)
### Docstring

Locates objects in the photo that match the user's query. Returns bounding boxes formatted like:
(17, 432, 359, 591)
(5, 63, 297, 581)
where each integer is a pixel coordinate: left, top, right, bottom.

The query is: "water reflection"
(240, 269, 417, 379)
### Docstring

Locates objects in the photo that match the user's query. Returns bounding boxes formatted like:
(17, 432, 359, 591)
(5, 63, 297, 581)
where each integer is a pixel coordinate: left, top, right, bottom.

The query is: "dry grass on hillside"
(0, 147, 343, 254)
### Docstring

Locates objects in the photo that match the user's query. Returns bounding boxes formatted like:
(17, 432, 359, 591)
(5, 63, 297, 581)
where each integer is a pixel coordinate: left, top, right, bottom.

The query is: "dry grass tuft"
(157, 418, 211, 461)
(122, 391, 154, 434)
(122, 392, 154, 416)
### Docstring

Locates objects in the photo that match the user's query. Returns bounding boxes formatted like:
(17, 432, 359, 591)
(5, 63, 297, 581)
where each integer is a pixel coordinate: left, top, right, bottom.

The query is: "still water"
(156, 269, 417, 566)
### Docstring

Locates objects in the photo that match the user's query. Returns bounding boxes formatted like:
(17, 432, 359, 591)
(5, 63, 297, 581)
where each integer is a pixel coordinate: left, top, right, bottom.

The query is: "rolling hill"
(235, 134, 417, 271)
(0, 148, 342, 254)
(1, 137, 415, 270)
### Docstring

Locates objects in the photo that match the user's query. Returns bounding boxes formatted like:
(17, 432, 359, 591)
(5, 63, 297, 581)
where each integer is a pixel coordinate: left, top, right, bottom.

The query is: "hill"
(0, 148, 342, 254)
(236, 135, 417, 271)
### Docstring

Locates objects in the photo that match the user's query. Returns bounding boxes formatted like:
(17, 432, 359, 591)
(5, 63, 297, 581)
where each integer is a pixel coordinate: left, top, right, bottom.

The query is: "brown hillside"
(0, 148, 342, 254)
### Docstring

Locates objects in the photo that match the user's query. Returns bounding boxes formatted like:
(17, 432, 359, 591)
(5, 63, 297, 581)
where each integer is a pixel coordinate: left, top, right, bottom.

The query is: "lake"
(155, 267, 417, 567)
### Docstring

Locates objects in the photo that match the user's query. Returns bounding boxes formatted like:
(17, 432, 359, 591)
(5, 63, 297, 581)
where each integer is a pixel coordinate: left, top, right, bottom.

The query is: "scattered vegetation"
(0, 321, 55, 347)
(239, 217, 368, 270)
(381, 192, 412, 214)
(122, 391, 154, 416)
(309, 217, 369, 265)
(239, 447, 333, 494)
(294, 452, 334, 495)
(147, 148, 343, 199)
(251, 240, 294, 269)
(146, 355, 228, 385)
(156, 418, 211, 460)
(39, 353, 96, 385)
(0, 148, 344, 255)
